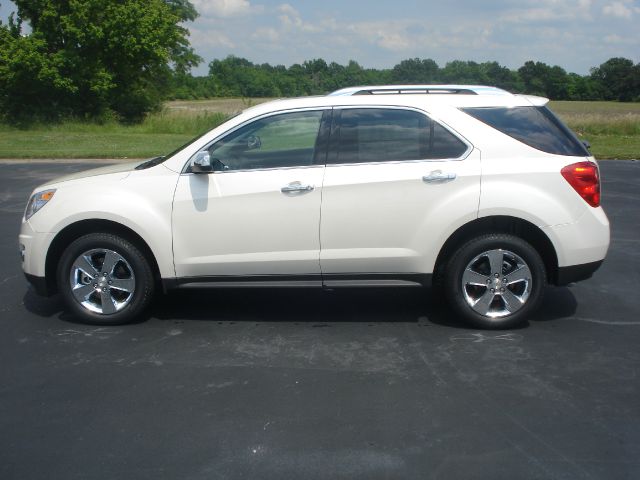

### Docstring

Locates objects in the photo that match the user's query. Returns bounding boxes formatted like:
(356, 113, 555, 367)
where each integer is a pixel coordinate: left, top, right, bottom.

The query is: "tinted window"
(334, 108, 467, 164)
(206, 110, 324, 171)
(462, 106, 589, 157)
(431, 122, 470, 159)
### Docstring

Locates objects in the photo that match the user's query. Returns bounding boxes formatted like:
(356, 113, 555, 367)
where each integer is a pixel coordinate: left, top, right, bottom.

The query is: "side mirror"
(191, 151, 213, 173)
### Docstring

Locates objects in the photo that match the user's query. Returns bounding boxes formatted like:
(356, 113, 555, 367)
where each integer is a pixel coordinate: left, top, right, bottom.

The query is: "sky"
(1, 0, 639, 76)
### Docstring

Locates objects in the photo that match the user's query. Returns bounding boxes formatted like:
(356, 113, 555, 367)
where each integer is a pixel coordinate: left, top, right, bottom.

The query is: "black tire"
(443, 233, 546, 329)
(56, 233, 155, 325)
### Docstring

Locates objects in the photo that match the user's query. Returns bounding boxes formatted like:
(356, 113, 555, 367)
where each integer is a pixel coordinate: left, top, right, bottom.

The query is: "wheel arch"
(433, 216, 559, 286)
(45, 219, 162, 295)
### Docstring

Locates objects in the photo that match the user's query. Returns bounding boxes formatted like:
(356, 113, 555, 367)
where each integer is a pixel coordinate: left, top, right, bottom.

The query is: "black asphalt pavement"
(1, 160, 639, 479)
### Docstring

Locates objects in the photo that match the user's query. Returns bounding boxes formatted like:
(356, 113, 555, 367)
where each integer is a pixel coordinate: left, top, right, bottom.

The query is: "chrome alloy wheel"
(69, 249, 135, 314)
(461, 249, 532, 318)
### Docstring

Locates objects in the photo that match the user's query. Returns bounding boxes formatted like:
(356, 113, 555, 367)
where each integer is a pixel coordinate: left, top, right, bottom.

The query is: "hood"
(49, 160, 146, 184)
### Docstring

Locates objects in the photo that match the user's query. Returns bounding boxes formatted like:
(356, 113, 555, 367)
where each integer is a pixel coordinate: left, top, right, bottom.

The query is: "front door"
(172, 109, 328, 281)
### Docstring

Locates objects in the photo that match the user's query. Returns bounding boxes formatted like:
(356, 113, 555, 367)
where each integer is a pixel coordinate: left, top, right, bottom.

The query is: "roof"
(237, 87, 549, 118)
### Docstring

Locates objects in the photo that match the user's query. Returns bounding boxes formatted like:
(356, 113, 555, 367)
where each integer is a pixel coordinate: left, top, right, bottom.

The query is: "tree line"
(173, 56, 640, 103)
(1, 0, 639, 125)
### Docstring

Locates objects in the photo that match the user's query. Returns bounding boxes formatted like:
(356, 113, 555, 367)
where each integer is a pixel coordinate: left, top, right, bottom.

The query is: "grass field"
(0, 98, 638, 159)
(550, 101, 640, 159)
(0, 109, 229, 159)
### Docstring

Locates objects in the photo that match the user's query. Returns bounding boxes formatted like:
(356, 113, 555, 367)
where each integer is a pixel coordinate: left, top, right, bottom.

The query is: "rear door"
(319, 107, 481, 280)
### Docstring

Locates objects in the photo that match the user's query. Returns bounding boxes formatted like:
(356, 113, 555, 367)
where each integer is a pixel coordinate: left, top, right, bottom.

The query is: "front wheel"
(443, 234, 546, 329)
(57, 233, 155, 325)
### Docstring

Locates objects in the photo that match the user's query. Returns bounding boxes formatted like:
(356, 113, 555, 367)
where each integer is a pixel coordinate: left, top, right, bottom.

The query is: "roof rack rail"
(328, 85, 512, 97)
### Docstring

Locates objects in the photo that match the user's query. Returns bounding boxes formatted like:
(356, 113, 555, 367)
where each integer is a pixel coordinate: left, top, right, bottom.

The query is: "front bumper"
(24, 273, 52, 296)
(19, 220, 55, 294)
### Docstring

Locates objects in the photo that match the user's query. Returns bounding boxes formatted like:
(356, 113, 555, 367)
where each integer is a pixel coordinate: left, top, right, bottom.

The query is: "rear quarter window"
(462, 106, 589, 157)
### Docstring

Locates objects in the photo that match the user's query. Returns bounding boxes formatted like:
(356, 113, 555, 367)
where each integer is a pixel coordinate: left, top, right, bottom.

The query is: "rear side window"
(333, 108, 468, 164)
(462, 106, 589, 157)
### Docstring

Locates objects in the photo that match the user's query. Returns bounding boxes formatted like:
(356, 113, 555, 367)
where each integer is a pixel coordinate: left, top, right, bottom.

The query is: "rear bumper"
(555, 260, 603, 286)
(542, 206, 610, 270)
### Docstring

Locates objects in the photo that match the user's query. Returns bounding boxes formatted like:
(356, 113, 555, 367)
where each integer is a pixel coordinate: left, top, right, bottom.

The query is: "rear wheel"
(443, 234, 546, 329)
(57, 233, 155, 325)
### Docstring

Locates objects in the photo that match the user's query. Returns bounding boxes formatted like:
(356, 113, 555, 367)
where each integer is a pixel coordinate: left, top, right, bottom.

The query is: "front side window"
(462, 106, 589, 157)
(333, 108, 468, 164)
(206, 110, 325, 171)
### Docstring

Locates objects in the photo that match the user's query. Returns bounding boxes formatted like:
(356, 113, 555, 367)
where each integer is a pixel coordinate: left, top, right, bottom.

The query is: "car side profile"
(19, 85, 610, 329)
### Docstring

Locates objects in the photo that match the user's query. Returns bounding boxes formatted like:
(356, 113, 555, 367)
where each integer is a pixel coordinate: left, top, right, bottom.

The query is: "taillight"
(561, 161, 601, 208)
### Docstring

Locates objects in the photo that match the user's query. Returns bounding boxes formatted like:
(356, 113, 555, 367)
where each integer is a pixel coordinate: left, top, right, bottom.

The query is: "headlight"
(25, 189, 56, 220)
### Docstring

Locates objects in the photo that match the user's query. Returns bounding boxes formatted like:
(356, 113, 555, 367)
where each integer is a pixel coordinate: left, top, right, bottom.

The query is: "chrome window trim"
(322, 156, 474, 169)
(181, 164, 325, 176)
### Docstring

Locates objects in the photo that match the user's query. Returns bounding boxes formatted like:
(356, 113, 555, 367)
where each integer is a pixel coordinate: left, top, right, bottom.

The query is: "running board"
(163, 274, 431, 291)
(323, 279, 422, 288)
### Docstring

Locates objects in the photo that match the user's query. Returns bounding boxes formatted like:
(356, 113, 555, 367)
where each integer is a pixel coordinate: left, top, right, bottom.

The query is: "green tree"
(590, 57, 640, 101)
(209, 56, 286, 97)
(391, 58, 439, 83)
(566, 73, 603, 100)
(342, 60, 368, 86)
(479, 61, 522, 92)
(441, 60, 485, 84)
(303, 58, 329, 94)
(518, 61, 569, 99)
(164, 0, 201, 75)
(518, 61, 548, 96)
(286, 63, 313, 95)
(0, 0, 201, 122)
(545, 65, 570, 100)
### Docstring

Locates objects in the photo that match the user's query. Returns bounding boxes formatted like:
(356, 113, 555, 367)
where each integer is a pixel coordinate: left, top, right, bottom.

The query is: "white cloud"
(603, 32, 638, 44)
(346, 21, 418, 51)
(344, 19, 501, 54)
(604, 33, 623, 43)
(377, 32, 411, 51)
(501, 7, 555, 22)
(251, 27, 280, 43)
(192, 0, 258, 18)
(500, 0, 593, 23)
(277, 3, 297, 18)
(602, 1, 637, 18)
(277, 3, 322, 32)
(190, 28, 235, 48)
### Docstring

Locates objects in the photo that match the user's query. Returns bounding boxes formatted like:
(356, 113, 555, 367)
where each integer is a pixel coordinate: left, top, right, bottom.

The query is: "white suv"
(19, 85, 610, 329)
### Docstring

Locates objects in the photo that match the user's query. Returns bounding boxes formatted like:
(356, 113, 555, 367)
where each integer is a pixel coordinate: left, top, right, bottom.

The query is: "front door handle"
(422, 170, 457, 183)
(281, 181, 315, 194)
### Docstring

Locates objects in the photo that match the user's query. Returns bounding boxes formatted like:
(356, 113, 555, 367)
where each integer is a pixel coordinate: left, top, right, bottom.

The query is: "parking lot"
(1, 160, 639, 479)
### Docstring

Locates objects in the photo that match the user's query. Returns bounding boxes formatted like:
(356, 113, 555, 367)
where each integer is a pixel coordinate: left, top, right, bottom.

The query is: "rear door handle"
(422, 170, 457, 183)
(281, 181, 315, 194)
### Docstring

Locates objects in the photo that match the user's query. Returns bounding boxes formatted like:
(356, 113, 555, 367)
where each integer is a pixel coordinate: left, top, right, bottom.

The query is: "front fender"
(28, 167, 179, 278)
